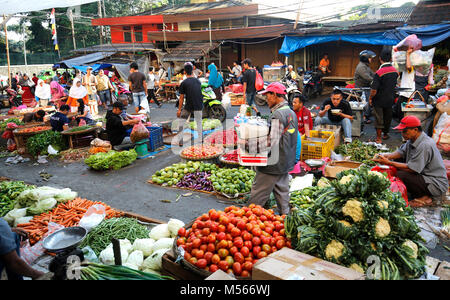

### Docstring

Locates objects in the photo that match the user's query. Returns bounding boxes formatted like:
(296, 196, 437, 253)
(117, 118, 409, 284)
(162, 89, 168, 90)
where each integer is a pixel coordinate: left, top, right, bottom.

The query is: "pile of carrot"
(17, 197, 124, 245)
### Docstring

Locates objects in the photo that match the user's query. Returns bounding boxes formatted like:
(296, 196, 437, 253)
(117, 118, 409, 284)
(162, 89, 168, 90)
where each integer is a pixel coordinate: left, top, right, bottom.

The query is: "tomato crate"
(301, 130, 335, 161)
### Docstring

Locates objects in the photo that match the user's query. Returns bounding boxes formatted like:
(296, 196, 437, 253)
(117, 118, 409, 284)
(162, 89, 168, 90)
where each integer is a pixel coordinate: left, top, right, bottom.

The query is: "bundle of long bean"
(80, 217, 150, 256)
(79, 263, 173, 280)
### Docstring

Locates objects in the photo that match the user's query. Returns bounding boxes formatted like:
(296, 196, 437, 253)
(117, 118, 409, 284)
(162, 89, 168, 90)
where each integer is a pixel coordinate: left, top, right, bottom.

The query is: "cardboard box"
(324, 161, 363, 178)
(435, 261, 450, 280)
(252, 248, 365, 280)
(205, 270, 237, 280)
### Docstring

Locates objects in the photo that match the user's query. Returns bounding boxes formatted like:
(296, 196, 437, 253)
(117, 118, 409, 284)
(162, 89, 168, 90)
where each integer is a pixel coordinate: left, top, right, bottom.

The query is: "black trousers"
(147, 89, 161, 106)
(396, 170, 432, 199)
(373, 106, 393, 134)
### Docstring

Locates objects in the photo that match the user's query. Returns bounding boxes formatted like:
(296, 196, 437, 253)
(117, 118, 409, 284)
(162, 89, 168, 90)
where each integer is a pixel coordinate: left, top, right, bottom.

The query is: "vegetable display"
(79, 263, 173, 280)
(441, 207, 450, 239)
(151, 161, 219, 187)
(189, 119, 222, 131)
(220, 149, 239, 165)
(65, 126, 93, 133)
(80, 217, 150, 256)
(284, 169, 428, 280)
(26, 130, 66, 157)
(176, 204, 290, 277)
(85, 149, 138, 170)
(335, 140, 391, 166)
(0, 118, 24, 131)
(180, 145, 223, 160)
(60, 149, 91, 163)
(176, 172, 214, 192)
(0, 180, 34, 217)
(204, 129, 238, 147)
(16, 126, 51, 134)
(17, 198, 123, 245)
(210, 168, 255, 196)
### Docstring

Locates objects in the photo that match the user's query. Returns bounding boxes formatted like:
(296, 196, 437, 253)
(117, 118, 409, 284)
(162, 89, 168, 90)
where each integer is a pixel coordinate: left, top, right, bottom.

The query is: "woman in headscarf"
(66, 78, 88, 113)
(34, 79, 51, 107)
(208, 63, 224, 101)
(50, 81, 68, 109)
(18, 74, 36, 107)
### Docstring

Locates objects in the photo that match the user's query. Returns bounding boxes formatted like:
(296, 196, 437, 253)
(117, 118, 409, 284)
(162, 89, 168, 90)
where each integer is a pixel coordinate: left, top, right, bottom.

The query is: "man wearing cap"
(248, 82, 298, 215)
(373, 115, 448, 207)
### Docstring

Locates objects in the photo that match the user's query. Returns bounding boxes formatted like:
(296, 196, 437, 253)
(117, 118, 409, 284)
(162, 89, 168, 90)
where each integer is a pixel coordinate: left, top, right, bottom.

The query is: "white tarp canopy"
(0, 0, 98, 15)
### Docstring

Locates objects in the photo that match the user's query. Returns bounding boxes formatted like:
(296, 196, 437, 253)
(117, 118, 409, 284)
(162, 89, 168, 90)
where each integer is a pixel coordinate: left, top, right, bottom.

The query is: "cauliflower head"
(317, 177, 331, 188)
(402, 240, 418, 259)
(377, 201, 389, 210)
(339, 175, 354, 185)
(342, 199, 364, 222)
(339, 220, 352, 227)
(325, 240, 345, 260)
(349, 263, 365, 274)
(368, 171, 386, 179)
(375, 217, 391, 238)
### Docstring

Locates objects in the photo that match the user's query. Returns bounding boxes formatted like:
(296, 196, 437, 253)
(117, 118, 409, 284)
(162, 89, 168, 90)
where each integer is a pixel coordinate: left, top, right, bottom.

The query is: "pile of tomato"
(18, 126, 51, 133)
(181, 145, 223, 160)
(176, 204, 290, 277)
(204, 129, 238, 146)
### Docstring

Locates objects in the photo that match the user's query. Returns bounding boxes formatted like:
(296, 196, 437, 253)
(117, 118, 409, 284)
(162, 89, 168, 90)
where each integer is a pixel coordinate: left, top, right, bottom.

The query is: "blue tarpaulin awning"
(383, 23, 450, 47)
(279, 32, 399, 55)
(72, 64, 113, 73)
(57, 52, 115, 69)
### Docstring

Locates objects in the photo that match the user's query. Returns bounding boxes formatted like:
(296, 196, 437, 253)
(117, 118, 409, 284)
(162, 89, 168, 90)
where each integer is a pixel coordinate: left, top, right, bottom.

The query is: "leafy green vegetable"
(26, 130, 66, 157)
(85, 149, 138, 170)
(66, 126, 93, 133)
(0, 118, 24, 131)
(335, 140, 391, 166)
(79, 262, 173, 280)
(0, 181, 34, 217)
(189, 118, 222, 131)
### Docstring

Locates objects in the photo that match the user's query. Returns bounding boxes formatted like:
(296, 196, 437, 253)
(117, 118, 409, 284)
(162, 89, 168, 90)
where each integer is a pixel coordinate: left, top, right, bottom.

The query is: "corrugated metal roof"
(71, 43, 158, 54)
(162, 41, 220, 62)
(59, 52, 116, 68)
(408, 0, 450, 25)
(136, 0, 250, 16)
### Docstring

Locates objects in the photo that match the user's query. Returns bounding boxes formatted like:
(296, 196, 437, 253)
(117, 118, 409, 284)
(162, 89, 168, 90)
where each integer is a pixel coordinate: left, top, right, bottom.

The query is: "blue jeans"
(0, 233, 23, 280)
(98, 90, 112, 106)
(132, 91, 147, 109)
(246, 92, 256, 106)
(314, 116, 352, 141)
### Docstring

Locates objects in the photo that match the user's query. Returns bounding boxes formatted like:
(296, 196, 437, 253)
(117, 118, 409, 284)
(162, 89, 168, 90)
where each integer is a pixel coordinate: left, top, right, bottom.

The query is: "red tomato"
(210, 222, 219, 233)
(184, 252, 192, 260)
(270, 237, 276, 246)
(232, 262, 242, 276)
(201, 213, 209, 221)
(241, 270, 250, 277)
(217, 232, 226, 241)
(209, 264, 219, 273)
(226, 223, 235, 233)
(264, 226, 273, 235)
(189, 257, 198, 265)
(286, 240, 292, 248)
(248, 204, 256, 209)
(185, 242, 193, 252)
(276, 239, 286, 249)
(234, 252, 245, 264)
(276, 223, 284, 232)
(226, 234, 233, 241)
(273, 231, 280, 238)
(272, 246, 278, 253)
(219, 216, 230, 226)
(231, 217, 239, 226)
(253, 246, 261, 257)
(252, 228, 262, 237)
(261, 236, 270, 245)
(176, 238, 186, 246)
(242, 232, 253, 241)
(243, 261, 253, 272)
(217, 240, 229, 250)
(196, 258, 207, 269)
(195, 250, 204, 259)
(210, 211, 220, 221)
(204, 220, 212, 229)
(178, 227, 186, 237)
(257, 251, 268, 259)
(227, 241, 233, 249)
(245, 211, 253, 218)
(233, 237, 243, 249)
(240, 246, 250, 257)
(262, 244, 271, 253)
(279, 228, 285, 236)
(244, 241, 253, 249)
(252, 237, 261, 246)
(218, 260, 229, 271)
(225, 256, 234, 267)
(218, 248, 229, 259)
(207, 243, 216, 253)
(197, 221, 205, 229)
(218, 225, 226, 233)
(259, 215, 268, 222)
(204, 252, 213, 264)
(200, 244, 207, 252)
(211, 254, 221, 265)
(201, 236, 208, 244)
(231, 227, 241, 237)
(208, 234, 216, 244)
(191, 249, 199, 257)
(229, 246, 239, 256)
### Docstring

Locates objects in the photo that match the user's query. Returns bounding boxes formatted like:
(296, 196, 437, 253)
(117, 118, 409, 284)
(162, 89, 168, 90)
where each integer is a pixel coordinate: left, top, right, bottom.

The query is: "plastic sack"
(20, 222, 64, 264)
(371, 165, 397, 178)
(394, 34, 422, 52)
(91, 138, 111, 148)
(7, 138, 16, 152)
(78, 204, 106, 232)
(81, 246, 99, 263)
(130, 122, 149, 143)
(48, 145, 58, 155)
(432, 113, 450, 153)
(78, 119, 87, 126)
(255, 71, 264, 91)
(2, 130, 13, 140)
(222, 93, 231, 110)
(389, 176, 409, 207)
(410, 48, 435, 75)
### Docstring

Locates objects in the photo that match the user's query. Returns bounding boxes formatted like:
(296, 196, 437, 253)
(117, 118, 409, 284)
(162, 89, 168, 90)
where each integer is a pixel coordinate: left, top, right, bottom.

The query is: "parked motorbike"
(254, 81, 270, 106)
(281, 76, 302, 109)
(303, 67, 323, 99)
(224, 73, 238, 87)
(112, 81, 132, 104)
(0, 86, 21, 108)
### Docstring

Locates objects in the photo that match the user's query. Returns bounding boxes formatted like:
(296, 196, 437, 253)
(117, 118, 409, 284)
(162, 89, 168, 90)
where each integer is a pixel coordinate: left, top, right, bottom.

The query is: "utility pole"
(68, 9, 77, 50)
(98, 0, 103, 45)
(3, 15, 11, 87)
(294, 0, 304, 30)
(22, 23, 27, 66)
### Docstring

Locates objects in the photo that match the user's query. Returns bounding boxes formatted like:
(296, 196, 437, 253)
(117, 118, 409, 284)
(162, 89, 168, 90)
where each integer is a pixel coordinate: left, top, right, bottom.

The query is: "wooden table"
(162, 82, 180, 101)
(61, 127, 99, 149)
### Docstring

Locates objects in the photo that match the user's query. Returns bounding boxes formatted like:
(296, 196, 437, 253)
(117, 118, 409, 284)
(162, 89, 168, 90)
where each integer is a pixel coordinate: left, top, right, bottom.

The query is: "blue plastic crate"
(148, 126, 164, 152)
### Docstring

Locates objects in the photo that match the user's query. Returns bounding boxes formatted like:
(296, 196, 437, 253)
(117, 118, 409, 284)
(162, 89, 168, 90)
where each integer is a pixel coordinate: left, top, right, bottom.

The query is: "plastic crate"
(148, 126, 164, 152)
(301, 130, 335, 161)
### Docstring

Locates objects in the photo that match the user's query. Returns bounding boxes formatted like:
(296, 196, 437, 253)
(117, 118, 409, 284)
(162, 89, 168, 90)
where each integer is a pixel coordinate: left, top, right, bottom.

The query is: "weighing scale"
(135, 139, 153, 159)
(304, 159, 325, 179)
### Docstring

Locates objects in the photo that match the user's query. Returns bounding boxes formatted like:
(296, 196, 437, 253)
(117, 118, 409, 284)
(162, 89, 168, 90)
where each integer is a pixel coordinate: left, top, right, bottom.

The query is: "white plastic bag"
(20, 222, 64, 264)
(222, 92, 231, 110)
(78, 204, 106, 232)
(48, 145, 58, 155)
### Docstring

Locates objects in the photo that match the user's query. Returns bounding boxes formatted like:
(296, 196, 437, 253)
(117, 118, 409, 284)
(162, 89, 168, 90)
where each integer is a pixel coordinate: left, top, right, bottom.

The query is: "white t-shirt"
(400, 69, 415, 98)
(84, 105, 94, 121)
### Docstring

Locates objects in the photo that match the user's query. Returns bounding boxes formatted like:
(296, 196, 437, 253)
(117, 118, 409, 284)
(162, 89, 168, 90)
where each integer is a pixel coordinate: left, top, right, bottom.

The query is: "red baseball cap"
(259, 82, 286, 95)
(394, 116, 421, 130)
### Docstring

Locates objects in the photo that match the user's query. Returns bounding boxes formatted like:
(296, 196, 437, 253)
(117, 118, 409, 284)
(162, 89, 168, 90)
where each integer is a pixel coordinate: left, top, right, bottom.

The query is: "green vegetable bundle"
(335, 140, 391, 166)
(26, 130, 66, 157)
(152, 161, 219, 186)
(189, 118, 222, 131)
(0, 181, 34, 217)
(85, 149, 138, 171)
(0, 118, 24, 131)
(285, 169, 428, 280)
(80, 217, 150, 256)
(79, 263, 173, 280)
(66, 126, 93, 133)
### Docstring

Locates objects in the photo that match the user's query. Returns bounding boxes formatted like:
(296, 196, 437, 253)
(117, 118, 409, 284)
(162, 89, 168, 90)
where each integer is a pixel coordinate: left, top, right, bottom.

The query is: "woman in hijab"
(18, 74, 36, 107)
(50, 81, 68, 109)
(66, 78, 88, 113)
(208, 63, 224, 101)
(34, 79, 51, 107)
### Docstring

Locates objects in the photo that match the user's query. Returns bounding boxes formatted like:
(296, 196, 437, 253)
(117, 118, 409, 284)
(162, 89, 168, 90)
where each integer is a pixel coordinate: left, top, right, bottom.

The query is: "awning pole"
(3, 15, 11, 87)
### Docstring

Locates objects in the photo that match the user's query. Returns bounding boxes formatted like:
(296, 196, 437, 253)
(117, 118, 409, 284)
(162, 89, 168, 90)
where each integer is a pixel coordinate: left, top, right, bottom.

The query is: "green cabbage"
(27, 197, 57, 215)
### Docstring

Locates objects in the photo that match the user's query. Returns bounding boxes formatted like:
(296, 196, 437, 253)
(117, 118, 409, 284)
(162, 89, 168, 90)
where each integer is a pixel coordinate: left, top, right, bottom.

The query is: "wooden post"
(219, 44, 222, 73)
(3, 15, 11, 87)
(22, 24, 27, 66)
(294, 0, 304, 30)
(69, 9, 77, 50)
(98, 0, 103, 45)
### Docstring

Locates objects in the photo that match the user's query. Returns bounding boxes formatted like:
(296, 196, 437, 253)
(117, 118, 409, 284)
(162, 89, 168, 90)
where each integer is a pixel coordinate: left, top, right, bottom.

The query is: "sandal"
(382, 134, 390, 140)
(409, 198, 433, 208)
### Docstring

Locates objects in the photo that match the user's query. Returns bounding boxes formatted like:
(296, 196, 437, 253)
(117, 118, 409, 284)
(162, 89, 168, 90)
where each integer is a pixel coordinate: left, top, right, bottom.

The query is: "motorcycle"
(281, 76, 302, 110)
(176, 80, 227, 123)
(112, 81, 132, 104)
(0, 86, 21, 108)
(303, 67, 323, 99)
(254, 81, 270, 106)
(224, 73, 238, 87)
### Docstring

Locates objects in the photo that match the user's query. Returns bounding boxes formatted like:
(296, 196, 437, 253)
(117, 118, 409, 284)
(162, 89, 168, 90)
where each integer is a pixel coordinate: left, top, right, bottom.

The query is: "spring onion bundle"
(79, 263, 173, 280)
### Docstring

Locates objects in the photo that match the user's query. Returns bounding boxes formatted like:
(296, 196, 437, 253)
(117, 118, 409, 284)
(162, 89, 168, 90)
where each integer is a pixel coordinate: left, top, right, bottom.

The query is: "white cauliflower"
(339, 175, 354, 185)
(339, 220, 352, 227)
(349, 263, 365, 274)
(377, 201, 389, 210)
(402, 240, 418, 259)
(325, 240, 345, 260)
(342, 199, 364, 222)
(375, 217, 391, 238)
(317, 177, 331, 188)
(368, 171, 386, 179)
